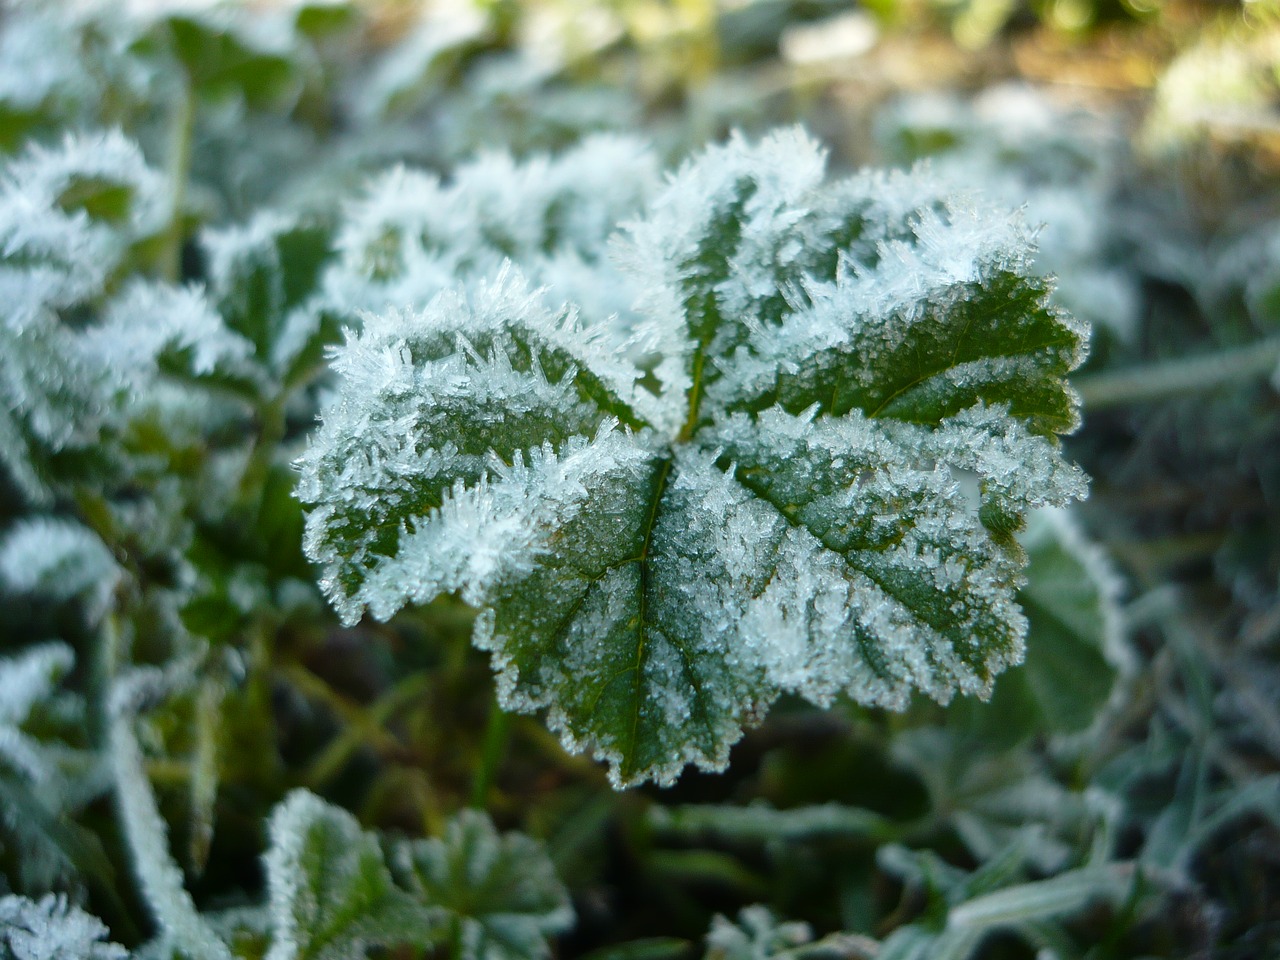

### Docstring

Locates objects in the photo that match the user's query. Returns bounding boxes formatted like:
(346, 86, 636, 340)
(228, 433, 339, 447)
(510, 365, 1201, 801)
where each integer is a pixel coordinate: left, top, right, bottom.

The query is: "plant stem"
(160, 74, 195, 283)
(1076, 336, 1280, 410)
(236, 395, 288, 505)
(469, 698, 510, 808)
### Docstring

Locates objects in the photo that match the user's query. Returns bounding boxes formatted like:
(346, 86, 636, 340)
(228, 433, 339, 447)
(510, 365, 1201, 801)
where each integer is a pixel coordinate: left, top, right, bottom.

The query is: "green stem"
(236, 395, 288, 505)
(160, 74, 195, 284)
(1076, 336, 1280, 410)
(470, 699, 511, 808)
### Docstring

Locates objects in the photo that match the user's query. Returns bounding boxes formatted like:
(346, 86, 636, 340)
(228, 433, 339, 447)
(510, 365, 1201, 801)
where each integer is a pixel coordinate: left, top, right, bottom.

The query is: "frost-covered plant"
(299, 127, 1089, 787)
(317, 134, 659, 332)
(0, 643, 109, 894)
(0, 644, 77, 788)
(0, 895, 127, 960)
(0, 132, 251, 504)
(875, 85, 1140, 343)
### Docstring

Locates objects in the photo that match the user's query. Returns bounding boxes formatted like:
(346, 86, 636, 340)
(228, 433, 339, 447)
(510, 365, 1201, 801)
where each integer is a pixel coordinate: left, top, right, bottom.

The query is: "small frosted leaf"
(394, 810, 573, 960)
(705, 906, 812, 960)
(201, 211, 332, 376)
(0, 895, 128, 960)
(0, 519, 118, 603)
(0, 132, 176, 501)
(0, 131, 166, 325)
(301, 129, 1088, 787)
(263, 790, 441, 960)
(952, 507, 1128, 741)
(83, 282, 254, 383)
(320, 135, 657, 335)
(0, 643, 75, 782)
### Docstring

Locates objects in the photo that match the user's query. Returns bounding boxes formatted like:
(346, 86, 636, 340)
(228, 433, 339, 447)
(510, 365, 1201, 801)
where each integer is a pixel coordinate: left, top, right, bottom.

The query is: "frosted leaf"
(873, 86, 1139, 342)
(319, 135, 657, 332)
(0, 518, 118, 603)
(0, 131, 166, 328)
(81, 282, 253, 385)
(393, 810, 573, 960)
(874, 844, 1135, 960)
(650, 801, 891, 845)
(0, 643, 74, 784)
(0, 10, 95, 113)
(705, 907, 811, 960)
(263, 790, 440, 960)
(301, 129, 1088, 787)
(0, 132, 175, 501)
(201, 211, 333, 381)
(0, 895, 127, 960)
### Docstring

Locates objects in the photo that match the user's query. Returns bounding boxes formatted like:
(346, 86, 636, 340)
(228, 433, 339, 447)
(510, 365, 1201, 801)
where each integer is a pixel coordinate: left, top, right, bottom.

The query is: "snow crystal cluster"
(299, 128, 1089, 787)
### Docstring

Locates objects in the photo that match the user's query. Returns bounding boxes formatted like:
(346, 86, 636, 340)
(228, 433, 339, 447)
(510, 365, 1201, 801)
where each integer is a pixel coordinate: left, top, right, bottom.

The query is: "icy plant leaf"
(949, 507, 1128, 741)
(263, 790, 441, 960)
(318, 134, 657, 330)
(0, 132, 246, 502)
(299, 129, 1088, 787)
(0, 643, 74, 784)
(201, 211, 332, 381)
(875, 845, 1136, 960)
(704, 906, 812, 960)
(0, 518, 118, 604)
(0, 895, 127, 960)
(394, 810, 573, 960)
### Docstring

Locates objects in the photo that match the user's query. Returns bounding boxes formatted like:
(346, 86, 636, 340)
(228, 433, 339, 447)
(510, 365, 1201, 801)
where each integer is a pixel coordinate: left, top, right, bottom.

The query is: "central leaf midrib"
(623, 456, 672, 774)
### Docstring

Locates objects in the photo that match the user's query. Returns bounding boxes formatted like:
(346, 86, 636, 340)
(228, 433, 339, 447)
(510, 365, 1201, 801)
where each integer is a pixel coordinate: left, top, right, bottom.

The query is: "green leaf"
(949, 507, 1127, 742)
(394, 810, 573, 960)
(946, 864, 1134, 931)
(201, 213, 332, 377)
(299, 129, 1088, 787)
(160, 15, 299, 109)
(263, 790, 442, 960)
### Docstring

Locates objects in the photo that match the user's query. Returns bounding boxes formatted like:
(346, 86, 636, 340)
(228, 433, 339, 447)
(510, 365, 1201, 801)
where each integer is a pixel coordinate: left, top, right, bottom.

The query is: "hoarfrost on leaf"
(299, 128, 1089, 787)
(0, 895, 128, 960)
(705, 906, 812, 960)
(263, 790, 441, 960)
(393, 810, 573, 960)
(318, 135, 657, 333)
(0, 518, 118, 603)
(0, 130, 166, 327)
(0, 643, 75, 785)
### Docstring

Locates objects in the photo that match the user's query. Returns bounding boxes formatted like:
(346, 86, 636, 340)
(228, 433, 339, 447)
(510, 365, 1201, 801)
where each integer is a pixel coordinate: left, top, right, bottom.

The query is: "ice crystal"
(300, 129, 1088, 787)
